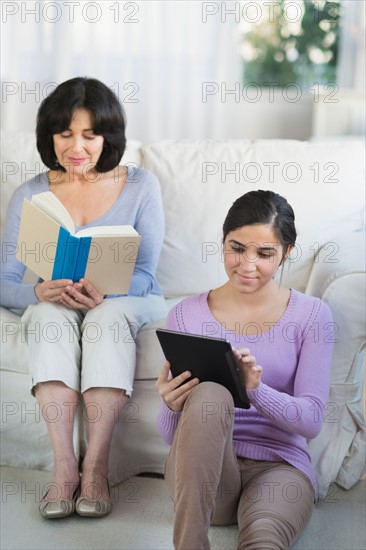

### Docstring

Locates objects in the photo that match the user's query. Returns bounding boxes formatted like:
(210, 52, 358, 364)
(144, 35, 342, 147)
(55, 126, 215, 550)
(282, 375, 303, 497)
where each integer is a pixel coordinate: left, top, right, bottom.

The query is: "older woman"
(0, 77, 167, 518)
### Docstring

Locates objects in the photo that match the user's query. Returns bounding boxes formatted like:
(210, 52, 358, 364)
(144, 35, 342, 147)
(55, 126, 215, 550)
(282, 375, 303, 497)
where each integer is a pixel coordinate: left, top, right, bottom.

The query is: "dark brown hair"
(36, 77, 126, 172)
(223, 190, 297, 260)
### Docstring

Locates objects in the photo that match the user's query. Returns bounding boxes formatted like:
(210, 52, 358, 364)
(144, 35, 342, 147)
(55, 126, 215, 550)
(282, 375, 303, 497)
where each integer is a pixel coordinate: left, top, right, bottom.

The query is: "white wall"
(0, 82, 314, 141)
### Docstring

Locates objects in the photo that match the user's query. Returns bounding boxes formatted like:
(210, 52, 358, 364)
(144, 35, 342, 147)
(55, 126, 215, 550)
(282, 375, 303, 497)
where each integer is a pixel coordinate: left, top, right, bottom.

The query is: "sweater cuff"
(20, 284, 40, 307)
(160, 403, 182, 427)
(33, 284, 40, 302)
(157, 402, 182, 443)
(246, 383, 263, 402)
(128, 273, 151, 296)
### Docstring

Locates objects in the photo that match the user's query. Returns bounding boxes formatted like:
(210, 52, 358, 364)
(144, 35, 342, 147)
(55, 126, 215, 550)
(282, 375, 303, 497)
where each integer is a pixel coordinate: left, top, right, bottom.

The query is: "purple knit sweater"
(157, 289, 334, 493)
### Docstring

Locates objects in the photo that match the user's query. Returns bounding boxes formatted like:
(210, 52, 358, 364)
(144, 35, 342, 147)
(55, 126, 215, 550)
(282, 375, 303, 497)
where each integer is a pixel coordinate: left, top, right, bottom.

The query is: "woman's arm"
(128, 173, 164, 296)
(245, 300, 334, 439)
(0, 186, 40, 309)
(105, 172, 164, 299)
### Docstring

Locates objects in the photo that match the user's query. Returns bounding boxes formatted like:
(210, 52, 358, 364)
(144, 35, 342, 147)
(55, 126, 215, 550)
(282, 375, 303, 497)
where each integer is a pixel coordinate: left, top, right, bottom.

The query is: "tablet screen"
(156, 328, 250, 409)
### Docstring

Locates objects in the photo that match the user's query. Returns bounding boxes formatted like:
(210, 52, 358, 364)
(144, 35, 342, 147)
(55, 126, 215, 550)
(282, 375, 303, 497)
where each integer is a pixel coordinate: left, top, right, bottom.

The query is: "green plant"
(241, 0, 342, 88)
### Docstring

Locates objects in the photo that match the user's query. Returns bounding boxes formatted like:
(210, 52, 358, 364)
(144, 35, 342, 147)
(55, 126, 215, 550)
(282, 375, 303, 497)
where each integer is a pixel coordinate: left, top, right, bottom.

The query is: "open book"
(16, 192, 141, 294)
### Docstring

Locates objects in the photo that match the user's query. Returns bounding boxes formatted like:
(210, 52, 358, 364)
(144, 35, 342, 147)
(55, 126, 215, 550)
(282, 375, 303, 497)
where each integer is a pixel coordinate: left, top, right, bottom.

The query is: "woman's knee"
(83, 298, 127, 325)
(84, 295, 166, 327)
(82, 300, 134, 346)
(22, 301, 78, 324)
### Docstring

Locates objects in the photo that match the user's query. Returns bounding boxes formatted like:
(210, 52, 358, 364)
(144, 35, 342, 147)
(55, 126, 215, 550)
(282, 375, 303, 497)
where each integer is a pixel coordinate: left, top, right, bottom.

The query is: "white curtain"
(1, 0, 242, 141)
(337, 0, 365, 90)
(2, 1, 364, 141)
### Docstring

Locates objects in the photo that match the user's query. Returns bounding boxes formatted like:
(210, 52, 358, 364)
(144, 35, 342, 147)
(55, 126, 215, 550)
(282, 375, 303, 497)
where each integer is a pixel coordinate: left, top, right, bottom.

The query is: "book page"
(83, 235, 141, 294)
(16, 199, 62, 281)
(76, 225, 139, 238)
(31, 192, 75, 233)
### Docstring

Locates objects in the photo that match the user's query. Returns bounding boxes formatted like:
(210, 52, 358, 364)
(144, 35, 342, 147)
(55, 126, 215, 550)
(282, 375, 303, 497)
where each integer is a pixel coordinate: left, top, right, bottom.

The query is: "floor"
(0, 466, 365, 550)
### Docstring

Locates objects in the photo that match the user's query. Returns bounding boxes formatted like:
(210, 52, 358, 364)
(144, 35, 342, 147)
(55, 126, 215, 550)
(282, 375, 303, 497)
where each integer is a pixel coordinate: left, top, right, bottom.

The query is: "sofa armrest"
(305, 230, 366, 498)
(306, 229, 365, 382)
(306, 229, 365, 296)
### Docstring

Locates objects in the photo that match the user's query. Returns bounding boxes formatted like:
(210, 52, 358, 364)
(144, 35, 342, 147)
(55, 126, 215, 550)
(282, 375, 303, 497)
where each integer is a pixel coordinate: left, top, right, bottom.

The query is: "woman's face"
(223, 223, 289, 294)
(53, 108, 104, 177)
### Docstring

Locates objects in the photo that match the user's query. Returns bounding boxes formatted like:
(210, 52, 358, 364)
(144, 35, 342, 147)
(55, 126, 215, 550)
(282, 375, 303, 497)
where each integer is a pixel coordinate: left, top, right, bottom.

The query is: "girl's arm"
(245, 300, 334, 439)
(156, 306, 184, 445)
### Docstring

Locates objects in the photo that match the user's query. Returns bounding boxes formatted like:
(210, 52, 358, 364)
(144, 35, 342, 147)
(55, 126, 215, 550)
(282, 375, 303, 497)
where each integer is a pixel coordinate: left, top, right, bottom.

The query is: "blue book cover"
(51, 226, 70, 280)
(61, 234, 81, 280)
(73, 236, 92, 282)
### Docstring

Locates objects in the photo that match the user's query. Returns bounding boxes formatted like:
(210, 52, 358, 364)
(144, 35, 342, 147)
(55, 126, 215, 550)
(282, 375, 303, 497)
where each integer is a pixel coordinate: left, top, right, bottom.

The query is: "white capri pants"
(21, 295, 167, 395)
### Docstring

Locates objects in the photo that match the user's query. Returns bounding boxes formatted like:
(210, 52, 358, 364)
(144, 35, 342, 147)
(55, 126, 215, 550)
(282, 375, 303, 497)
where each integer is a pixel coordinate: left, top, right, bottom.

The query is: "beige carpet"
(0, 466, 365, 550)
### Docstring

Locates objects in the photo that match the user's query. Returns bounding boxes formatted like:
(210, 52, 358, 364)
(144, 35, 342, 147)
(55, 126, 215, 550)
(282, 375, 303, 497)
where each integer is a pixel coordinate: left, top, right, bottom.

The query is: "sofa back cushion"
(141, 139, 365, 298)
(1, 133, 364, 298)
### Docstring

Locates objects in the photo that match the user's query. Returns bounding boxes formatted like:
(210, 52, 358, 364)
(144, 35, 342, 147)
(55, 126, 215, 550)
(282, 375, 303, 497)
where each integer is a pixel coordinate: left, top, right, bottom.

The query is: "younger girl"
(156, 190, 334, 549)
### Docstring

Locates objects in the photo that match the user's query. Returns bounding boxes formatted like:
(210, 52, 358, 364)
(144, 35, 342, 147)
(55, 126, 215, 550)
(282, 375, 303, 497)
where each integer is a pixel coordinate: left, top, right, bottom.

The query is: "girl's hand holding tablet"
(156, 361, 200, 412)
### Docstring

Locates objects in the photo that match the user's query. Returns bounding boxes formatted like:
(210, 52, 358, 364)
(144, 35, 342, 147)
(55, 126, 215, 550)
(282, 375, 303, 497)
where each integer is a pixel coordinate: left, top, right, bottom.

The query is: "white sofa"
(1, 132, 365, 500)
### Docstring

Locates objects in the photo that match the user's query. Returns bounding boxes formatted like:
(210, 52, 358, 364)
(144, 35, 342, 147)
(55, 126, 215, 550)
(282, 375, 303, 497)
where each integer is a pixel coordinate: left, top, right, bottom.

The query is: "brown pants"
(165, 382, 315, 550)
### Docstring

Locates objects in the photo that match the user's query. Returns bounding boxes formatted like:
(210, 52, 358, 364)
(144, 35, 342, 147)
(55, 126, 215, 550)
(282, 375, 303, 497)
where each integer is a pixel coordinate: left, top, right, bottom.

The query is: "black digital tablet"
(156, 328, 251, 409)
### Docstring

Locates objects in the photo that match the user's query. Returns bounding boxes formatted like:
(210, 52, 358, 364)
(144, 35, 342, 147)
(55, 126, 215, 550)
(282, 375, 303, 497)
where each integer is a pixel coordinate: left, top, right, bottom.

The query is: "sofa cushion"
(0, 368, 83, 471)
(0, 308, 29, 375)
(0, 369, 53, 470)
(135, 297, 187, 380)
(141, 139, 365, 297)
(108, 380, 170, 485)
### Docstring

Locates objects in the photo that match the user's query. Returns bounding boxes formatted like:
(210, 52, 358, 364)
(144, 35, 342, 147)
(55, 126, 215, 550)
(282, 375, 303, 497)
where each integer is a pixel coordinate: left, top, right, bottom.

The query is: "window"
(240, 0, 342, 88)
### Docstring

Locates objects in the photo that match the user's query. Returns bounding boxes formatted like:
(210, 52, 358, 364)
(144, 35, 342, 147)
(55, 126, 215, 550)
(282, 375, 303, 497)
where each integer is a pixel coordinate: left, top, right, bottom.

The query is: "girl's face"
(223, 223, 290, 294)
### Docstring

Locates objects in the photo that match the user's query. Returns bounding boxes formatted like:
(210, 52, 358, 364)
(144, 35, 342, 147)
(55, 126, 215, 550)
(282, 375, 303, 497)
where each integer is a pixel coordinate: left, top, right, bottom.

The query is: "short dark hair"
(36, 77, 126, 172)
(223, 190, 297, 259)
